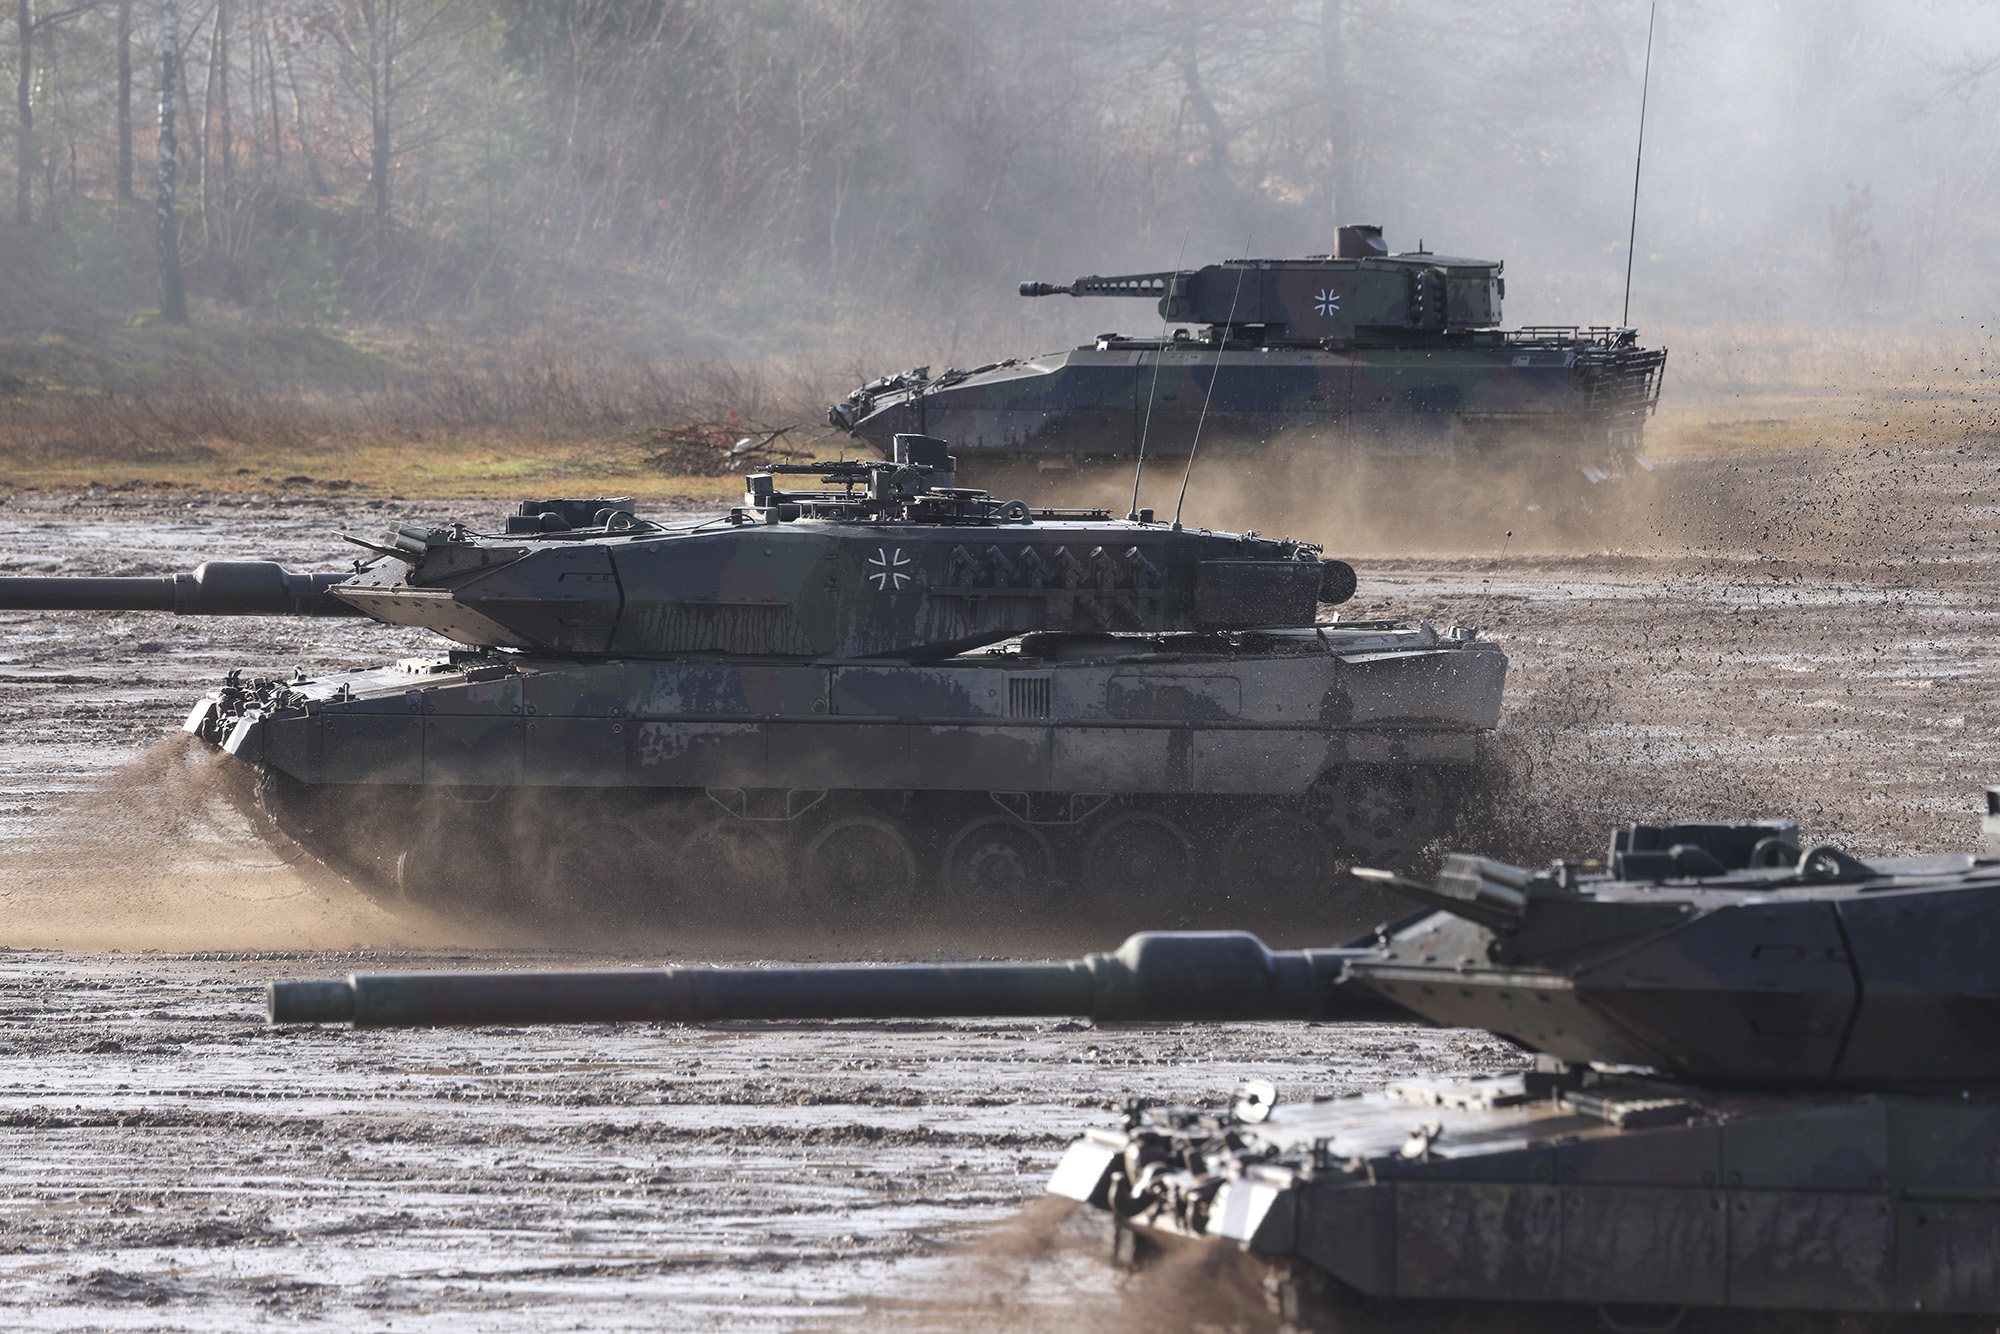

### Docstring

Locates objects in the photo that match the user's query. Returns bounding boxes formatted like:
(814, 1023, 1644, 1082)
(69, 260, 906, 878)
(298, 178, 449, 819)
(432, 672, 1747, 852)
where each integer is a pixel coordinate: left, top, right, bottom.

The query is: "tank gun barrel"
(269, 932, 1418, 1029)
(0, 561, 361, 617)
(1019, 272, 1179, 301)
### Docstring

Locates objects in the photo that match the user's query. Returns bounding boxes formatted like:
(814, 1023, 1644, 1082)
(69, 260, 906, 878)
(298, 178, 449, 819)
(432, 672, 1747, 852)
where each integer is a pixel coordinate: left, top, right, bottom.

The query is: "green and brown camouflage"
(0, 437, 1505, 927)
(829, 226, 1669, 471)
(268, 791, 2000, 1325)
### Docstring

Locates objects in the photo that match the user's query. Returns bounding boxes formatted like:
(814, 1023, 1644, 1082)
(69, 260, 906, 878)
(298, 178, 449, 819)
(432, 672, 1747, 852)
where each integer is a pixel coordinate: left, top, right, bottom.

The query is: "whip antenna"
(1622, 2, 1656, 327)
(1131, 228, 1190, 521)
(1173, 234, 1253, 529)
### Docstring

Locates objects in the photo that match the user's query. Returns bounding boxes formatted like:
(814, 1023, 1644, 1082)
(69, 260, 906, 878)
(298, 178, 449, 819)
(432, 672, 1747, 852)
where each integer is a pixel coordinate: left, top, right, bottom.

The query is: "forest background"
(1, 0, 1997, 498)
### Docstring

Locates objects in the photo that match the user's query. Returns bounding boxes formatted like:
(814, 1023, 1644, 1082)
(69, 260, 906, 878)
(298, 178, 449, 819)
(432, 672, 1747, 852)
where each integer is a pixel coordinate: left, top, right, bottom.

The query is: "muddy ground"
(0, 439, 1997, 1330)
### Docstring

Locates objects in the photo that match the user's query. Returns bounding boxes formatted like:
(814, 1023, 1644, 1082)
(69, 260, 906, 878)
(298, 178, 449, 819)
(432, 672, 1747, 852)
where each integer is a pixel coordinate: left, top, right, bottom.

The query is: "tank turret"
(1, 436, 1353, 660)
(1016, 226, 1500, 342)
(325, 434, 1353, 659)
(0, 438, 1500, 927)
(269, 793, 2000, 1323)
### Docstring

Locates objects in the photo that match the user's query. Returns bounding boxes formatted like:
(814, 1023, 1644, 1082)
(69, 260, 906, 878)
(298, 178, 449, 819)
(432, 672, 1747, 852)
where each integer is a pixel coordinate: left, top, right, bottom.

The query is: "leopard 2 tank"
(0, 435, 1505, 932)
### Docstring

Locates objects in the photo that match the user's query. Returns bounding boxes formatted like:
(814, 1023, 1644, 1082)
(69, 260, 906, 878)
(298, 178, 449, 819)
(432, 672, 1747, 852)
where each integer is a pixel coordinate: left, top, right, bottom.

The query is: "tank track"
(247, 764, 1470, 938)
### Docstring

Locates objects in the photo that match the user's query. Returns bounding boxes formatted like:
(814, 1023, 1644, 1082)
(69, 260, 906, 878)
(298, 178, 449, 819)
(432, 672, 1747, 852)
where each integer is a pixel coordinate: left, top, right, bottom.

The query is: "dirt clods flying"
(0, 734, 485, 952)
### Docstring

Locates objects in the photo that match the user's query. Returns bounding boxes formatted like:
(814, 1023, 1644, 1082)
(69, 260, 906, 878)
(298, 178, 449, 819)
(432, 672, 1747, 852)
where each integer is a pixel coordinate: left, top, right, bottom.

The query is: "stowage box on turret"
(0, 436, 1504, 929)
(271, 789, 2000, 1328)
(829, 226, 1668, 475)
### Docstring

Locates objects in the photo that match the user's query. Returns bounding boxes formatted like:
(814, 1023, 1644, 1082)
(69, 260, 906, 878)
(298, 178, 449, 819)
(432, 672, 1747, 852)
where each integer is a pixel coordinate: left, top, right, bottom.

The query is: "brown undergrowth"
(0, 336, 864, 498)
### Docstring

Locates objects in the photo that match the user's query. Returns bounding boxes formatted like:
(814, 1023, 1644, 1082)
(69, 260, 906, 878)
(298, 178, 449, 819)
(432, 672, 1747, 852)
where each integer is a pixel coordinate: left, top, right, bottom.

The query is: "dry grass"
(1645, 319, 2000, 458)
(0, 336, 868, 498)
(0, 320, 1994, 498)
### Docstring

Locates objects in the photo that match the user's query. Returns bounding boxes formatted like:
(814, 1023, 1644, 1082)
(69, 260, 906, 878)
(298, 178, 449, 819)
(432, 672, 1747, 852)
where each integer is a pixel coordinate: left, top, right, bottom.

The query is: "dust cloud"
(970, 433, 1767, 561)
(0, 735, 498, 953)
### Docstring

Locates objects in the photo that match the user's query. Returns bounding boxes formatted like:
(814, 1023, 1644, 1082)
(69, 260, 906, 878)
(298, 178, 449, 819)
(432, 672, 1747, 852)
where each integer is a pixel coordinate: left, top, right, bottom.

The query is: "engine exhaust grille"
(1008, 676, 1051, 719)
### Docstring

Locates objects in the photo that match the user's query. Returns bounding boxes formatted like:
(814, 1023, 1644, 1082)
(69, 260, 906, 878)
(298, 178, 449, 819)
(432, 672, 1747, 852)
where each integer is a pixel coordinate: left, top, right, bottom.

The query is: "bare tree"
(117, 0, 133, 199)
(256, 0, 281, 172)
(13, 0, 100, 224)
(16, 0, 37, 223)
(157, 0, 189, 322)
(277, 32, 324, 194)
(319, 0, 458, 243)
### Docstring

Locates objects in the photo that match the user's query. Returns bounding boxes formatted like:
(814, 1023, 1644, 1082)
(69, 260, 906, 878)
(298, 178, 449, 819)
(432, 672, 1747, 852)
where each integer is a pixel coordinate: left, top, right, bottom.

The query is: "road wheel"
(799, 816, 920, 922)
(1221, 810, 1334, 896)
(676, 818, 789, 916)
(1328, 765, 1445, 866)
(1081, 811, 1196, 922)
(394, 839, 468, 908)
(942, 816, 1057, 918)
(532, 821, 646, 923)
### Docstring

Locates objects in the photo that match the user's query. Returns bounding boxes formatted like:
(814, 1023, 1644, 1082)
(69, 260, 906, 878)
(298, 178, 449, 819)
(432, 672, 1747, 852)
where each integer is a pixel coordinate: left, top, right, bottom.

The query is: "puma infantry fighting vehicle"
(272, 792, 2000, 1329)
(829, 225, 1669, 476)
(0, 437, 1504, 928)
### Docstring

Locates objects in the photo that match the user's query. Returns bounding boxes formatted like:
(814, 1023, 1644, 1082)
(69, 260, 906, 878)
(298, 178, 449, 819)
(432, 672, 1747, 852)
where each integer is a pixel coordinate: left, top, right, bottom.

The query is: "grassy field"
(1645, 317, 1998, 458)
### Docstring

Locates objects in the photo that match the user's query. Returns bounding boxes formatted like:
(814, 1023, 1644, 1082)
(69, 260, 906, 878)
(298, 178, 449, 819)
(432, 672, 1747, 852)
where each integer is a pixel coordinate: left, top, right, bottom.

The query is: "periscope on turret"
(0, 435, 1506, 929)
(269, 790, 2000, 1324)
(829, 225, 1669, 473)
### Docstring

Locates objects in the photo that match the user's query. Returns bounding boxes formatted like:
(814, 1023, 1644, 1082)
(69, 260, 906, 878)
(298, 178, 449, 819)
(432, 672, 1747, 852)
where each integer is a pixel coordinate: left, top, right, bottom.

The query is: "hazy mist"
(8, 0, 2000, 366)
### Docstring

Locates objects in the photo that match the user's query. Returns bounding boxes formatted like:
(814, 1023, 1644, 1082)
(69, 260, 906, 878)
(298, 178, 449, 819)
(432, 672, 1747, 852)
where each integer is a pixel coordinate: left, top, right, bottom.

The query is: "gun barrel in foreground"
(0, 562, 360, 617)
(268, 932, 1409, 1029)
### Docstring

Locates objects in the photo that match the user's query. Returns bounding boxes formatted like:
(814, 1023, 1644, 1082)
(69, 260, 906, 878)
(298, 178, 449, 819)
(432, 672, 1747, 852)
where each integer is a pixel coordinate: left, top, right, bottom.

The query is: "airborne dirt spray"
(0, 734, 494, 952)
(860, 1198, 1276, 1334)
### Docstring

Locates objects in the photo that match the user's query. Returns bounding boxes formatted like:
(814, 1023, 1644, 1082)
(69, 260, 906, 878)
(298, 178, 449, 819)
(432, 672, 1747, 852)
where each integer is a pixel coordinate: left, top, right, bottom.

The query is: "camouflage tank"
(271, 789, 2000, 1328)
(829, 225, 1669, 477)
(0, 436, 1504, 928)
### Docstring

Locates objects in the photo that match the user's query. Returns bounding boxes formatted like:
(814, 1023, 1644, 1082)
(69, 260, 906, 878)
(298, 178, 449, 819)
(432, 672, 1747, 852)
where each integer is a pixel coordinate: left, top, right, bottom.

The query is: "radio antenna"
(1130, 227, 1189, 521)
(1173, 234, 1252, 529)
(1621, 1, 1656, 328)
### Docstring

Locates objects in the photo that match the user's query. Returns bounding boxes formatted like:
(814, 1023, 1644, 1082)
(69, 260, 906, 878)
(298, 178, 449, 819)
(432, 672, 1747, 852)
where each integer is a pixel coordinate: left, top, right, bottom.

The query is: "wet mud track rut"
(0, 442, 1997, 1328)
(0, 954, 1509, 1329)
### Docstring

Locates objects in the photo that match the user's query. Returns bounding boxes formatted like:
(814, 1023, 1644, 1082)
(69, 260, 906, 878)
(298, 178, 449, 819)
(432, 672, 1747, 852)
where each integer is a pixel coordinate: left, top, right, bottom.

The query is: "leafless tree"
(315, 0, 461, 243)
(157, 0, 189, 321)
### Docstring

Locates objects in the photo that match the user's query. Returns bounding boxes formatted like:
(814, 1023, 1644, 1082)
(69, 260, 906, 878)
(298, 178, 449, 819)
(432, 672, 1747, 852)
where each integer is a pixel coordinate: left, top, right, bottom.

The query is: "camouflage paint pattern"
(1042, 805, 2000, 1317)
(202, 620, 1502, 794)
(268, 796, 2000, 1314)
(836, 334, 1668, 462)
(330, 500, 1337, 657)
(1066, 1080, 2000, 1315)
(830, 248, 1667, 463)
(0, 455, 1504, 917)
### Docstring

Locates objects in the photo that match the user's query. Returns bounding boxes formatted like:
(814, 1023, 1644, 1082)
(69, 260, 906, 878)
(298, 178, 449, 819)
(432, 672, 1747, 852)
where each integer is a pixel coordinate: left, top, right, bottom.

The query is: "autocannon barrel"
(0, 561, 362, 617)
(1018, 273, 1178, 300)
(268, 932, 1417, 1029)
